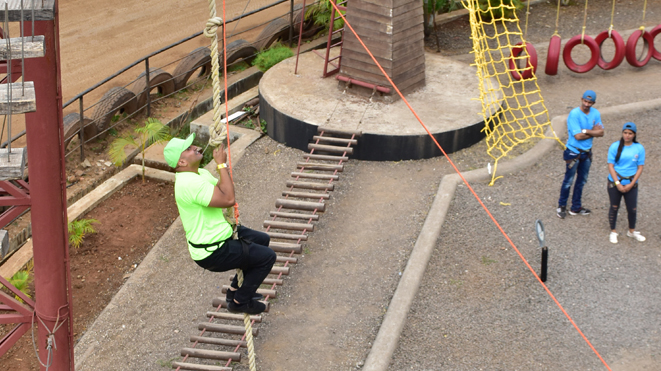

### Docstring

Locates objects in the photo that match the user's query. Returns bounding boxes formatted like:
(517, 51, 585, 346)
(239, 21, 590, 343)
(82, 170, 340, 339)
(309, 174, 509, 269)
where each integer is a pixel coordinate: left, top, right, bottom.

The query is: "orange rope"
(327, 2, 611, 370)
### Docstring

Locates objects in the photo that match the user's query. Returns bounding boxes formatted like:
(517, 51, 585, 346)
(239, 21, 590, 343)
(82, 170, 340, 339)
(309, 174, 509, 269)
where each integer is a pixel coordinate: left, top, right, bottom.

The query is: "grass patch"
(252, 44, 294, 72)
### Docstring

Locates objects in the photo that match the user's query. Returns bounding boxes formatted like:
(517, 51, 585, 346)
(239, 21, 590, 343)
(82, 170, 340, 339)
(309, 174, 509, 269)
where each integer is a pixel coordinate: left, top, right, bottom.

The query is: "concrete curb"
(362, 97, 661, 371)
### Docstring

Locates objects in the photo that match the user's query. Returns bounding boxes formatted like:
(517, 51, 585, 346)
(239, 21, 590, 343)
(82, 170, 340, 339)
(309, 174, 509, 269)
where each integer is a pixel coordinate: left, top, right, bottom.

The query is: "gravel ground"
(391, 108, 661, 370)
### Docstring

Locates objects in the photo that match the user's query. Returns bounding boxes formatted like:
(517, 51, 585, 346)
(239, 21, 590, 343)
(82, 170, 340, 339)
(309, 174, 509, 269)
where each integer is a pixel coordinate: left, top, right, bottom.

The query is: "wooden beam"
(0, 147, 26, 181)
(0, 36, 45, 60)
(0, 0, 55, 22)
(0, 82, 36, 114)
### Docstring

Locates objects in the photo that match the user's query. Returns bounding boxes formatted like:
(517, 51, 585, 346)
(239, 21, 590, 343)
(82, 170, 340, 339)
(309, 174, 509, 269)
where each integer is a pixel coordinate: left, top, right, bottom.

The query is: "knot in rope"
(204, 17, 223, 38)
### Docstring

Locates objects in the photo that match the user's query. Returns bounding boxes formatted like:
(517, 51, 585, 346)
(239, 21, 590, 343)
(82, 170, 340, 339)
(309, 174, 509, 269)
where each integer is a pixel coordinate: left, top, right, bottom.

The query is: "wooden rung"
(312, 136, 358, 145)
(228, 276, 284, 285)
(180, 347, 241, 362)
(297, 162, 344, 172)
(318, 126, 362, 136)
(267, 231, 308, 241)
(308, 143, 353, 155)
(269, 241, 302, 254)
(0, 36, 45, 61)
(190, 335, 247, 348)
(198, 322, 258, 336)
(270, 266, 290, 275)
(205, 312, 262, 323)
(285, 181, 334, 191)
(291, 172, 339, 181)
(222, 285, 277, 299)
(0, 82, 36, 114)
(281, 191, 330, 200)
(264, 220, 314, 232)
(211, 297, 270, 312)
(303, 153, 349, 161)
(2, 1, 54, 21)
(0, 147, 26, 181)
(276, 256, 298, 264)
(269, 211, 320, 221)
(275, 198, 325, 212)
(172, 361, 232, 371)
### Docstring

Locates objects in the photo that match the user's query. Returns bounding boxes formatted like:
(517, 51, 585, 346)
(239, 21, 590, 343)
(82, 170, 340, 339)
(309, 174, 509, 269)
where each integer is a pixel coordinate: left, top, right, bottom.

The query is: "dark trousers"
(195, 226, 275, 304)
(608, 183, 638, 230)
(558, 149, 591, 210)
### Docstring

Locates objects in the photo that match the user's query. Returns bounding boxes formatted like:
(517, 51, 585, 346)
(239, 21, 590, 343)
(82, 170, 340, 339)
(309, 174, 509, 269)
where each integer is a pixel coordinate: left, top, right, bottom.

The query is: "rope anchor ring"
(508, 42, 538, 80)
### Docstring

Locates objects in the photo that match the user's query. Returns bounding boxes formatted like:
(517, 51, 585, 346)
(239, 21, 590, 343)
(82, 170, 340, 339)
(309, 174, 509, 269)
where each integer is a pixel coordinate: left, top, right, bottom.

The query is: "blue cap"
(582, 90, 596, 102)
(622, 122, 637, 133)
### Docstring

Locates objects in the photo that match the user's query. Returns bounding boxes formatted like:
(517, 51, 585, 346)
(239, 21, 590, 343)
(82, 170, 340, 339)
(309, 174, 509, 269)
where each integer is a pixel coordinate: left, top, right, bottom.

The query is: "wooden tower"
(338, 0, 426, 97)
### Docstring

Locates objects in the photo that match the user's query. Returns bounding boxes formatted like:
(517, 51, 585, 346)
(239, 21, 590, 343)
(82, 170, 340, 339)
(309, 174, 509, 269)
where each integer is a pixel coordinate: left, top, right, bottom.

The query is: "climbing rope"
(327, 1, 611, 369)
(581, 0, 589, 42)
(203, 1, 256, 370)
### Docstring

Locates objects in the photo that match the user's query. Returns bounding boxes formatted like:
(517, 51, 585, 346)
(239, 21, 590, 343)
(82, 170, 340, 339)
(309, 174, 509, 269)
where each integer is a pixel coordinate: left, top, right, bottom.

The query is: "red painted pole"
(23, 0, 75, 369)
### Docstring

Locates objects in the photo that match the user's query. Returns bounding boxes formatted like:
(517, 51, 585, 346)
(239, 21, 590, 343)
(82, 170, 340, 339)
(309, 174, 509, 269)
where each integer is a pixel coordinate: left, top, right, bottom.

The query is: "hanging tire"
(224, 39, 259, 69)
(172, 47, 212, 90)
(132, 68, 175, 111)
(508, 42, 538, 80)
(545, 35, 561, 75)
(563, 35, 599, 73)
(63, 112, 95, 150)
(91, 87, 138, 140)
(594, 30, 626, 70)
(254, 18, 290, 51)
(651, 24, 661, 61)
(625, 29, 654, 67)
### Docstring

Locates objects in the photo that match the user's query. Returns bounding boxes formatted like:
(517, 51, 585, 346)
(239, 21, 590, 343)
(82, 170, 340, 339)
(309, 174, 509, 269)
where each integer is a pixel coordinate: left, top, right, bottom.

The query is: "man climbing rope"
(556, 90, 604, 219)
(164, 133, 275, 314)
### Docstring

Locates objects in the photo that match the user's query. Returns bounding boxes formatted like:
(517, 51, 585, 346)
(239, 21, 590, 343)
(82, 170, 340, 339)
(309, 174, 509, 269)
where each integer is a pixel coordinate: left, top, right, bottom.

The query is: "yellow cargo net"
(462, 0, 563, 185)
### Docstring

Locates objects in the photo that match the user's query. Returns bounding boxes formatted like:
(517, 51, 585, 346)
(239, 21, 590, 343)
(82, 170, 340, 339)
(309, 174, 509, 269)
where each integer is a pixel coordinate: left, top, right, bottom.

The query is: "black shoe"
(556, 206, 566, 219)
(568, 207, 591, 216)
(225, 289, 264, 303)
(227, 299, 267, 314)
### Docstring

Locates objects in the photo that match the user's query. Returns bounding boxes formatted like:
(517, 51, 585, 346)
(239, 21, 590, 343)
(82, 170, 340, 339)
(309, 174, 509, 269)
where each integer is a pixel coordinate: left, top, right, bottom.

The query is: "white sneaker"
(609, 232, 618, 244)
(627, 231, 646, 242)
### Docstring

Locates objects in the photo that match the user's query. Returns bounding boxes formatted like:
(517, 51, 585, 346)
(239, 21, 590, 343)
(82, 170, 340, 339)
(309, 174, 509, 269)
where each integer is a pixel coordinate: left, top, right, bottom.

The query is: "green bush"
(252, 45, 294, 72)
(68, 218, 100, 248)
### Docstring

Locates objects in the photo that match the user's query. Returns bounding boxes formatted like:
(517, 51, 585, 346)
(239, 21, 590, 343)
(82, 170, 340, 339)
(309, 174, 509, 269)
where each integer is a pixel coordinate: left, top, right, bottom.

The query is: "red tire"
(625, 29, 654, 67)
(562, 35, 599, 73)
(594, 30, 625, 70)
(545, 35, 561, 75)
(508, 42, 538, 80)
(650, 24, 661, 61)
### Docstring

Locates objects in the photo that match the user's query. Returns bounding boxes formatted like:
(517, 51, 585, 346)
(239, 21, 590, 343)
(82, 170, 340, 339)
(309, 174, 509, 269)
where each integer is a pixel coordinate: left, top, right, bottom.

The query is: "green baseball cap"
(163, 133, 195, 168)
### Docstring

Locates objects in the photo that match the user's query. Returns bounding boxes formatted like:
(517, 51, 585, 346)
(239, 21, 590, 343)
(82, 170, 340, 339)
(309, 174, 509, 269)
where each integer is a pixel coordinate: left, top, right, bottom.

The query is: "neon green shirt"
(174, 169, 232, 261)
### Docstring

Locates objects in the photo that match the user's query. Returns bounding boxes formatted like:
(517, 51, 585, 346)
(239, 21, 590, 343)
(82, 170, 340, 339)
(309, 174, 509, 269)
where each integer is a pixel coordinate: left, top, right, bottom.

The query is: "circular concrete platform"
(260, 51, 501, 161)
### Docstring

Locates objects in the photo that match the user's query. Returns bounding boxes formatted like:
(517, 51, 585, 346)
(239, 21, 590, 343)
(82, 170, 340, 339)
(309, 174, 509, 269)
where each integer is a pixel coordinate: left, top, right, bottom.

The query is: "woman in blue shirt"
(607, 122, 645, 243)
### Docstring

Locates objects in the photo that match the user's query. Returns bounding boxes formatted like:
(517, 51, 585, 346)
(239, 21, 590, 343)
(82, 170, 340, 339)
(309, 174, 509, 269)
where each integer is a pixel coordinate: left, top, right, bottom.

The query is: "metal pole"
(78, 96, 85, 161)
(540, 246, 548, 282)
(24, 1, 75, 369)
(289, 0, 294, 47)
(145, 57, 151, 118)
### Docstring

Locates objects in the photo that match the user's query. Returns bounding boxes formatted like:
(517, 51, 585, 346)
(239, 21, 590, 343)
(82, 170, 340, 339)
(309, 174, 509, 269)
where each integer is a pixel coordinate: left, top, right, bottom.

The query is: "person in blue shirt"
(607, 122, 646, 243)
(556, 90, 604, 219)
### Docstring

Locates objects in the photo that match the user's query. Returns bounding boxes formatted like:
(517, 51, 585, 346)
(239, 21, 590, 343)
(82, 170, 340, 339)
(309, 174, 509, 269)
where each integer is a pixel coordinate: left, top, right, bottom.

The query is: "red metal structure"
(0, 1, 75, 370)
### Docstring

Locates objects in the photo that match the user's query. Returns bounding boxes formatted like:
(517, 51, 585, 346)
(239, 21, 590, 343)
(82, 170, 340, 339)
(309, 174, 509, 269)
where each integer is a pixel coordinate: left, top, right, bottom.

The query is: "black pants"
(608, 183, 638, 230)
(195, 226, 275, 304)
